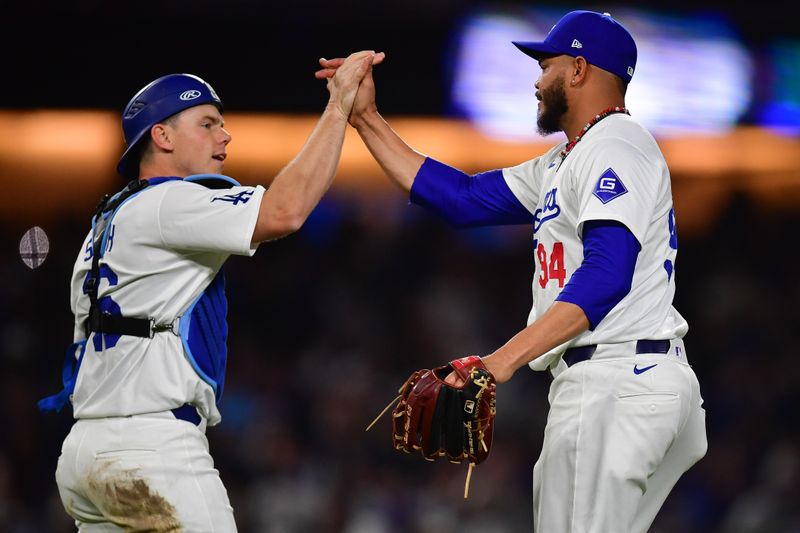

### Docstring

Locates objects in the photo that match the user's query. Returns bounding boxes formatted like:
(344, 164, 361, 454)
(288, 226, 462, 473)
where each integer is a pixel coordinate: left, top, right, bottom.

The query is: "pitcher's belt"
(563, 339, 671, 368)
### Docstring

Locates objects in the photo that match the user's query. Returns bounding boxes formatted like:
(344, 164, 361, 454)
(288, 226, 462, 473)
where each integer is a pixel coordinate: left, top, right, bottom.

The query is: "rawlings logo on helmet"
(117, 73, 223, 179)
(180, 90, 202, 101)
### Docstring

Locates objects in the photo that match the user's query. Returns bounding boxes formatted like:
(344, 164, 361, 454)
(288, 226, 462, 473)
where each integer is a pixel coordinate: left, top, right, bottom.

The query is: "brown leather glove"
(368, 356, 497, 497)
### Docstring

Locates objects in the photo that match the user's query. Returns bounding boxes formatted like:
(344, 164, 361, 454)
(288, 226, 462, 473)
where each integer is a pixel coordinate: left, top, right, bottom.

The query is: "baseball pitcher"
(318, 11, 707, 532)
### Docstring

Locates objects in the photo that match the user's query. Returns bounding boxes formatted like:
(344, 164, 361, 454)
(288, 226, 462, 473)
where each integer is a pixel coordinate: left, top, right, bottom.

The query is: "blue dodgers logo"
(592, 168, 628, 204)
(533, 187, 561, 232)
(211, 190, 253, 205)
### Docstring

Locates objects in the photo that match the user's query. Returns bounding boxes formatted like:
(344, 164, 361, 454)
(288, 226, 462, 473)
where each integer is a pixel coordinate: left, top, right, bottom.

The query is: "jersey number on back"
(664, 208, 678, 281)
(82, 265, 123, 351)
(537, 242, 566, 288)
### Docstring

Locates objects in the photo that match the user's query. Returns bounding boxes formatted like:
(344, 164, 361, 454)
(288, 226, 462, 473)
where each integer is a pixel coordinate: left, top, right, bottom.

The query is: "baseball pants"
(56, 411, 236, 532)
(533, 338, 707, 532)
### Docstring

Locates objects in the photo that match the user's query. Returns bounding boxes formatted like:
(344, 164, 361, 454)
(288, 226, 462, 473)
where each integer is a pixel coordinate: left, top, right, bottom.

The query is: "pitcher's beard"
(537, 75, 568, 136)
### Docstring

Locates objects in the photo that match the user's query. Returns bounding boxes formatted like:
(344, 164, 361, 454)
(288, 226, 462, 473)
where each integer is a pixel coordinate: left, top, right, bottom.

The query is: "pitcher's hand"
(317, 52, 384, 125)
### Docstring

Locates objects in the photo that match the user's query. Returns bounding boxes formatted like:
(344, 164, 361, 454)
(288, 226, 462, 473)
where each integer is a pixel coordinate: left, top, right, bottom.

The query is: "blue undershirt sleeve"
(555, 220, 641, 329)
(409, 158, 534, 227)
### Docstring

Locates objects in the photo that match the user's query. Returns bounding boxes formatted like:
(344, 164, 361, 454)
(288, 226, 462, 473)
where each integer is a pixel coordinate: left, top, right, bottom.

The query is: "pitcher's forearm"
(483, 301, 590, 382)
(353, 109, 426, 193)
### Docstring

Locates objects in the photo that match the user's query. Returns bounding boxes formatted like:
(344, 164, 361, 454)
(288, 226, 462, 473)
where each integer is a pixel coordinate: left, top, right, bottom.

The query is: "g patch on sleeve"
(592, 168, 628, 204)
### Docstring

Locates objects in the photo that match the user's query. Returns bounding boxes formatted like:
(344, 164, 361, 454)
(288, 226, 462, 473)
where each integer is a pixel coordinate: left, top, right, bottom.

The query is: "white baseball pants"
(533, 339, 707, 532)
(55, 411, 236, 532)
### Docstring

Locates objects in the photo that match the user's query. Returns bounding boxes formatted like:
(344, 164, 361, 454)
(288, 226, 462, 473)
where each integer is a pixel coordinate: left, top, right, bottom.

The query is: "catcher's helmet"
(117, 73, 223, 179)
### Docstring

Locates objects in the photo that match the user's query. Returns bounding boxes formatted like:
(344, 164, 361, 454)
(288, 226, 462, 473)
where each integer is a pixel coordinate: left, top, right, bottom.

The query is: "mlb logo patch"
(592, 168, 628, 204)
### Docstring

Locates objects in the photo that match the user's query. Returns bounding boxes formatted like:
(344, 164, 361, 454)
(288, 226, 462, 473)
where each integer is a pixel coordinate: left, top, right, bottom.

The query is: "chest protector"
(38, 174, 240, 413)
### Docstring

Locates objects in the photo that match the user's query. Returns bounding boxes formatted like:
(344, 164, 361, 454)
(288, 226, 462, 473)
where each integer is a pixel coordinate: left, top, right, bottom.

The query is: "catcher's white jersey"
(502, 113, 688, 371)
(69, 178, 264, 425)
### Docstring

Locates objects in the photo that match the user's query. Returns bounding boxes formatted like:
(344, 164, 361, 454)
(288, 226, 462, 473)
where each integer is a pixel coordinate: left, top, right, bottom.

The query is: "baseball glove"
(367, 356, 497, 497)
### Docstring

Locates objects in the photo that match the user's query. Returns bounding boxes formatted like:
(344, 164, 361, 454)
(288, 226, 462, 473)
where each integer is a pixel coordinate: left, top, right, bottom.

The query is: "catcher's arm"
(253, 51, 384, 244)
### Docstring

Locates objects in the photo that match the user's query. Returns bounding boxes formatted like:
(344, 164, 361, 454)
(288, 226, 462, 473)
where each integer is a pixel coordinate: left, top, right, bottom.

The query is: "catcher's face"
(166, 105, 231, 176)
(534, 56, 569, 136)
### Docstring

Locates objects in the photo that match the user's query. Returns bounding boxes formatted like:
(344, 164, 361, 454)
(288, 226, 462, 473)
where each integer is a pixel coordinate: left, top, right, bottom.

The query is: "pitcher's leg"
(533, 360, 688, 532)
(630, 379, 707, 533)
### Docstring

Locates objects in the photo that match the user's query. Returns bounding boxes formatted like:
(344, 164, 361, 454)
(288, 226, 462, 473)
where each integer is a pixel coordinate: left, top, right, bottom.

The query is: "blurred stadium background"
(2, 1, 799, 531)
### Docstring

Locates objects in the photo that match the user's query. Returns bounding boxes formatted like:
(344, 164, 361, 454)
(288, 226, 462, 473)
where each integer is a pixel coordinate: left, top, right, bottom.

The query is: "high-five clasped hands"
(316, 54, 383, 125)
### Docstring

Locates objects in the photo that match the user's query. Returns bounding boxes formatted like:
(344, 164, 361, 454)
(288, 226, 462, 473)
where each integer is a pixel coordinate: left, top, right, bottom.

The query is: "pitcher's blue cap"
(513, 10, 637, 83)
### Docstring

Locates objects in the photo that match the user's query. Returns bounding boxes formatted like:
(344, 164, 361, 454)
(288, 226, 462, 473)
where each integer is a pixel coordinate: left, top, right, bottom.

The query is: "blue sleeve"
(409, 158, 534, 227)
(555, 220, 641, 329)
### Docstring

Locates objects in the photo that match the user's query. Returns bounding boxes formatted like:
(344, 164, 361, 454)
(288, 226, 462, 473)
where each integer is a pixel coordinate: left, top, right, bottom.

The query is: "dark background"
(2, 1, 800, 532)
(2, 0, 797, 116)
(5, 192, 800, 532)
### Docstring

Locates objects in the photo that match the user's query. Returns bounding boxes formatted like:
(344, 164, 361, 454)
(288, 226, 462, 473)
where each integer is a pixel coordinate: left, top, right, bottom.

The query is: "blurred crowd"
(1, 189, 798, 532)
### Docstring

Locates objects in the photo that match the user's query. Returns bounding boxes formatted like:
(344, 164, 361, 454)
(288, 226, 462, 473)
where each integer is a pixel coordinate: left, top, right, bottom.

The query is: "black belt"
(562, 339, 672, 368)
(171, 404, 202, 425)
(88, 310, 178, 338)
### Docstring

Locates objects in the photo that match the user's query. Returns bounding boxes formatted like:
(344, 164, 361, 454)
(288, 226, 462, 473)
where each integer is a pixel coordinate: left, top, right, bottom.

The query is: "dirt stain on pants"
(86, 461, 183, 532)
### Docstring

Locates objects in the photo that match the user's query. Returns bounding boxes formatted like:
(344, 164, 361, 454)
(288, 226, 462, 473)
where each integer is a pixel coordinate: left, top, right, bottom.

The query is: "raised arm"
(252, 50, 384, 244)
(315, 56, 534, 228)
(316, 56, 425, 193)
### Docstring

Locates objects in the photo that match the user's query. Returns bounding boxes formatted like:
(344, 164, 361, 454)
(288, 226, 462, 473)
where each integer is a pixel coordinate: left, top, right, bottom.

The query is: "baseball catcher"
(367, 356, 497, 498)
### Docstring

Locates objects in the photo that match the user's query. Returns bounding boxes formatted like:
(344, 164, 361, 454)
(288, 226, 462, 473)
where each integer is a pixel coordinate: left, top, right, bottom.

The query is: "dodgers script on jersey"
(69, 179, 265, 425)
(502, 113, 688, 371)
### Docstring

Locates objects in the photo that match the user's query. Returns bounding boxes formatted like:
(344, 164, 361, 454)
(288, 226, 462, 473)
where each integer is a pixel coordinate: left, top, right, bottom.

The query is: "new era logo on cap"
(512, 10, 638, 83)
